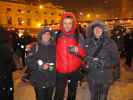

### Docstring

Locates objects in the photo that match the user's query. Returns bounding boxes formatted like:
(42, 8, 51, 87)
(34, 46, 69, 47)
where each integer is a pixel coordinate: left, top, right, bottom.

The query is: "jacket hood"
(60, 12, 77, 35)
(86, 20, 109, 39)
(37, 27, 52, 44)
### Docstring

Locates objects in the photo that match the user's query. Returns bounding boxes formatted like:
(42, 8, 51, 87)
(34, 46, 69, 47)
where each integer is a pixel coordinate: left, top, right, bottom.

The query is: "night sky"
(14, 0, 120, 11)
(43, 0, 120, 11)
(5, 0, 133, 12)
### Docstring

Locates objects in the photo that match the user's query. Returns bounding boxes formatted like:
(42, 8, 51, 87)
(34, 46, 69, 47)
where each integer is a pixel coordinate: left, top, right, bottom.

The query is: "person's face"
(126, 28, 131, 34)
(41, 32, 51, 43)
(63, 18, 73, 32)
(93, 26, 103, 39)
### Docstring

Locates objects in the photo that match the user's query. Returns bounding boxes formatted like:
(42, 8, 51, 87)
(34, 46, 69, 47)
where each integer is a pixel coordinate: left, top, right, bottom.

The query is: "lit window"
(44, 19, 47, 25)
(18, 9, 22, 13)
(7, 16, 12, 25)
(35, 11, 39, 14)
(27, 18, 31, 26)
(44, 12, 47, 14)
(59, 13, 62, 16)
(51, 20, 54, 24)
(6, 8, 11, 12)
(27, 10, 31, 13)
(18, 18, 22, 25)
(51, 13, 54, 15)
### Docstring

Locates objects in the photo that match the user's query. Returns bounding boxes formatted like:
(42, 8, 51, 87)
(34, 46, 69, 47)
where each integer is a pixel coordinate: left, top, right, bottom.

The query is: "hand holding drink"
(42, 63, 55, 71)
(37, 59, 55, 71)
(42, 63, 49, 70)
(68, 46, 78, 54)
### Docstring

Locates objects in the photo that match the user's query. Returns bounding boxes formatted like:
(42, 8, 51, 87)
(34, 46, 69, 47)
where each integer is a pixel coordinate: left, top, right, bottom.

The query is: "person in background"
(19, 30, 33, 66)
(0, 26, 16, 100)
(124, 29, 133, 68)
(111, 25, 126, 57)
(84, 21, 120, 100)
(25, 27, 56, 100)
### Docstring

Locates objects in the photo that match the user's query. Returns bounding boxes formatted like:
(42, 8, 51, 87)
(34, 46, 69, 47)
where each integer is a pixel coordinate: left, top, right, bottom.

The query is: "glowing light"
(87, 14, 91, 18)
(21, 21, 25, 24)
(21, 11, 24, 14)
(115, 17, 118, 19)
(49, 27, 52, 31)
(37, 22, 42, 28)
(79, 12, 83, 16)
(96, 14, 100, 18)
(39, 5, 44, 9)
(120, 20, 123, 23)
(55, 31, 58, 34)
(68, 80, 71, 83)
(105, 21, 108, 25)
(37, 59, 43, 66)
(21, 45, 24, 49)
(127, 19, 131, 23)
(18, 33, 23, 37)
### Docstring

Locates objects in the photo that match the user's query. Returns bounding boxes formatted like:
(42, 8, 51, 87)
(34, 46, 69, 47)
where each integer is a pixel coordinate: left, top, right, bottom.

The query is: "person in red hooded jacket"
(55, 12, 86, 100)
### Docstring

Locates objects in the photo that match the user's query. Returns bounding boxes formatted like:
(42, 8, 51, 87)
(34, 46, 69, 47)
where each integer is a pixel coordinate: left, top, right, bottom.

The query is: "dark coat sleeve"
(108, 40, 120, 80)
(78, 34, 87, 57)
(25, 46, 40, 71)
(25, 54, 39, 71)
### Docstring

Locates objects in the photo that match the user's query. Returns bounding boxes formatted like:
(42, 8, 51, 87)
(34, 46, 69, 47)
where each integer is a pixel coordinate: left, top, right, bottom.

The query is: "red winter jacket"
(56, 12, 86, 74)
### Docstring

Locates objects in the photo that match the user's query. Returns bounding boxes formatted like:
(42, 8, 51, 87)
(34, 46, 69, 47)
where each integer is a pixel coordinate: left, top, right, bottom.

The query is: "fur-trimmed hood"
(86, 20, 109, 39)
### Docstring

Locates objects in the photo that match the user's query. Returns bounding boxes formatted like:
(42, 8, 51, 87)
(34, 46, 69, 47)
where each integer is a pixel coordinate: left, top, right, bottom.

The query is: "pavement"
(13, 58, 133, 100)
(13, 70, 90, 100)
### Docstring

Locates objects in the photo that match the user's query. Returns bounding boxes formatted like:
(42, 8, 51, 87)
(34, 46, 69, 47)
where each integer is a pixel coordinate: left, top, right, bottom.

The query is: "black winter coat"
(26, 43, 56, 88)
(85, 21, 120, 84)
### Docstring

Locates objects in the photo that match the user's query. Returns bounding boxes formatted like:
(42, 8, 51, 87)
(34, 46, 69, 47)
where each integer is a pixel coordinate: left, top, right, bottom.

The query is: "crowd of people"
(0, 26, 33, 100)
(111, 24, 133, 68)
(0, 12, 132, 100)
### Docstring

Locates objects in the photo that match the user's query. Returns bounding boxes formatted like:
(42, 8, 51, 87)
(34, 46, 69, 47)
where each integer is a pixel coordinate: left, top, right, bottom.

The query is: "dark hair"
(65, 16, 73, 19)
(92, 25, 103, 31)
(37, 27, 52, 44)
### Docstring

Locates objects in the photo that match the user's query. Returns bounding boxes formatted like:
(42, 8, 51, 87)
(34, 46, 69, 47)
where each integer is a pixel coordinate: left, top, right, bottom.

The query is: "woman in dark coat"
(84, 21, 120, 100)
(25, 27, 55, 100)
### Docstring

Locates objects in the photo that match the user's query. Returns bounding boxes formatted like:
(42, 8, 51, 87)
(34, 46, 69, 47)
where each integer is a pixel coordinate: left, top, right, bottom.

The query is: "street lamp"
(39, 5, 44, 9)
(87, 13, 91, 18)
(21, 21, 25, 24)
(37, 22, 42, 28)
(127, 19, 131, 23)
